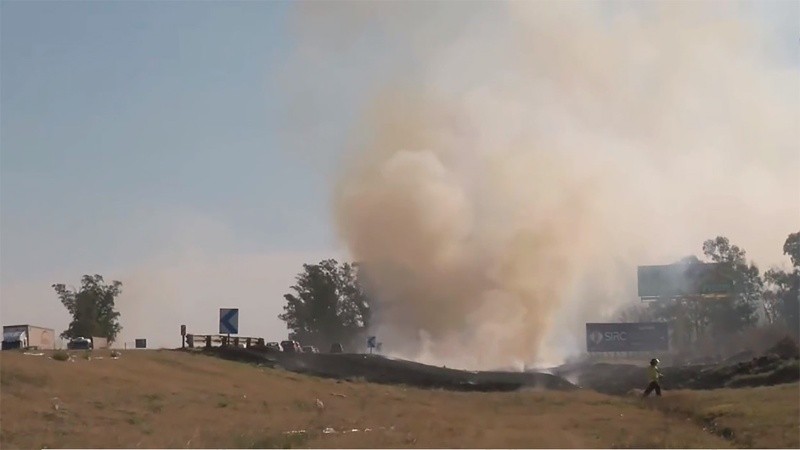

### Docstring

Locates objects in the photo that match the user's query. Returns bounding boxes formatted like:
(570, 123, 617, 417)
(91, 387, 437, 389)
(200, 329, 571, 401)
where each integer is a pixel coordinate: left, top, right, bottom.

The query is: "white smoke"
(280, 1, 800, 369)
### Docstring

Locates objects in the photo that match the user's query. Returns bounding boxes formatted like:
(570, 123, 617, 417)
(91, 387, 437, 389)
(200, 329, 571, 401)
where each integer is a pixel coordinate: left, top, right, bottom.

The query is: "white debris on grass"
(282, 430, 307, 435)
(283, 426, 396, 436)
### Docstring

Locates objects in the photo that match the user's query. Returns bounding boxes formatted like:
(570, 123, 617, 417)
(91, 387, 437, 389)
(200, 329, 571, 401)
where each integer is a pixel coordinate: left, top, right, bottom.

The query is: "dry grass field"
(1, 349, 797, 449)
(652, 384, 800, 448)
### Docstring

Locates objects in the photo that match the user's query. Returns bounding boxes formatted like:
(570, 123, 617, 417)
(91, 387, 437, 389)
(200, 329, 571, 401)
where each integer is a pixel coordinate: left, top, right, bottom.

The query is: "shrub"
(52, 351, 70, 362)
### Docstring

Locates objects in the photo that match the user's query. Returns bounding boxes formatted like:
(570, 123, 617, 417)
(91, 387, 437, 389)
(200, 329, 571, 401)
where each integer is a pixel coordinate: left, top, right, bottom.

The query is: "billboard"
(586, 322, 669, 352)
(637, 263, 733, 298)
(135, 339, 147, 349)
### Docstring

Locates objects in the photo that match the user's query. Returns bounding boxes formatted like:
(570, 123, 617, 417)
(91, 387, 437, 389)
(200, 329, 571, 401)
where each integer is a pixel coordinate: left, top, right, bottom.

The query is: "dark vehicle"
(280, 340, 302, 353)
(330, 343, 343, 353)
(302, 345, 319, 353)
(265, 342, 281, 352)
(67, 337, 92, 350)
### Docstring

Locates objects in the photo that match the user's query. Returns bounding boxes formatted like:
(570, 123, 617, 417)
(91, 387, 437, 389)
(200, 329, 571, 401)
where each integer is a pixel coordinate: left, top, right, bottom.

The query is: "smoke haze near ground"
(283, 2, 800, 369)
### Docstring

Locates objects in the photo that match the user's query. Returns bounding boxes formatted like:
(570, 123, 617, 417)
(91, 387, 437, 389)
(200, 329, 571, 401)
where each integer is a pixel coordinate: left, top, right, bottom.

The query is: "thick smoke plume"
(317, 2, 800, 369)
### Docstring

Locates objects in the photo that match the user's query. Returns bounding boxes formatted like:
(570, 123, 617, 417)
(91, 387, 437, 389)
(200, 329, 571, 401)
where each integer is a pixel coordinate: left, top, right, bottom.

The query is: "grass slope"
(653, 385, 800, 448)
(1, 349, 797, 449)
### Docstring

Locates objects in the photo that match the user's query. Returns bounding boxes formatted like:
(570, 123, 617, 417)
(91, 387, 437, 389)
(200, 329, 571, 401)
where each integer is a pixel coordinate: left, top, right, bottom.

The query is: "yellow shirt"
(647, 365, 661, 382)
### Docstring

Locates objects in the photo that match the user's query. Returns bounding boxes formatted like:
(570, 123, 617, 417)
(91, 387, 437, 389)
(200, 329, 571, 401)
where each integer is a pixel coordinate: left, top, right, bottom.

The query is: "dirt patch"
(575, 358, 799, 396)
(196, 346, 279, 367)
(200, 346, 577, 392)
(203, 339, 799, 397)
(556, 340, 799, 396)
(766, 336, 800, 360)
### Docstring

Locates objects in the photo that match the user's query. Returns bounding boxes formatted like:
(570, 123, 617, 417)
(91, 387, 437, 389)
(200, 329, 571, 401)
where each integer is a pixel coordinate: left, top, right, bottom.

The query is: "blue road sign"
(219, 308, 239, 334)
(586, 322, 668, 352)
(367, 336, 376, 348)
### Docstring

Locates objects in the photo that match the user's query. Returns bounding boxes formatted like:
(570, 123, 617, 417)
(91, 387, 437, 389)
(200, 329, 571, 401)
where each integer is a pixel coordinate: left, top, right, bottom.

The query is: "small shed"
(2, 325, 56, 350)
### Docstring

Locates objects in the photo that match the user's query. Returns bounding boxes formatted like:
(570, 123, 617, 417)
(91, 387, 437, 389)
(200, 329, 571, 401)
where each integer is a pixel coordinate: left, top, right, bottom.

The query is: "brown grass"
(650, 384, 800, 448)
(0, 349, 796, 448)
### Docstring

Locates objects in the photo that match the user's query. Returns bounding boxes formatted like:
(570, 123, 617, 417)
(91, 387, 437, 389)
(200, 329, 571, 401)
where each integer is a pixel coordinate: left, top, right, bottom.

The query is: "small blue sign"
(367, 336, 376, 348)
(219, 308, 239, 334)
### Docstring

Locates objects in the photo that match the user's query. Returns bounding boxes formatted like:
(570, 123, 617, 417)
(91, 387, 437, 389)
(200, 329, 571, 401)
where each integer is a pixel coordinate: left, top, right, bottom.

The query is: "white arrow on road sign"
(219, 308, 239, 334)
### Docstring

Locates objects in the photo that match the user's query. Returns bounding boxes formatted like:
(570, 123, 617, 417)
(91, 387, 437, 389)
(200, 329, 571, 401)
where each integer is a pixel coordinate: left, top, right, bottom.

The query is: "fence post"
(205, 335, 212, 348)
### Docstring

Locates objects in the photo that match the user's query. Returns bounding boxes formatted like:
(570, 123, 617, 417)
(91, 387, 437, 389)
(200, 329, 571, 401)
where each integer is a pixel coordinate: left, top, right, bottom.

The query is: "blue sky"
(2, 1, 335, 275)
(1, 1, 358, 344)
(1, 0, 798, 349)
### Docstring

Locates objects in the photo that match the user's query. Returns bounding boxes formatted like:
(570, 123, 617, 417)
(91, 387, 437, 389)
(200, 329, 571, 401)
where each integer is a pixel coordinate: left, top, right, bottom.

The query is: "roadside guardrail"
(184, 333, 265, 349)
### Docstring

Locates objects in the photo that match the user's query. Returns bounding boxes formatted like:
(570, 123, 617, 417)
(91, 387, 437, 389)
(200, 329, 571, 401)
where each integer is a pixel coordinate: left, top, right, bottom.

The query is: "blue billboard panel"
(586, 322, 669, 352)
(638, 263, 733, 298)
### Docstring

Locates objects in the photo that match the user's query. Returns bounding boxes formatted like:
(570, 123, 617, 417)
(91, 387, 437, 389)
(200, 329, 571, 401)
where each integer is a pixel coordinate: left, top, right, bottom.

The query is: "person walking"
(642, 358, 663, 397)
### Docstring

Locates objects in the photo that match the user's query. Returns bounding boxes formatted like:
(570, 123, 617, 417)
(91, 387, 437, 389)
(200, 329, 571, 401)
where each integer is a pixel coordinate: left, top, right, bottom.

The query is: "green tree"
(53, 274, 123, 342)
(764, 231, 800, 336)
(632, 239, 762, 355)
(279, 259, 371, 349)
(701, 236, 762, 334)
(784, 231, 800, 268)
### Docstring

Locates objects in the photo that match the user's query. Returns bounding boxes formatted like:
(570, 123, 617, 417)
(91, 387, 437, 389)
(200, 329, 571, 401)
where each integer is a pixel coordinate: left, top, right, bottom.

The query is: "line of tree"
(54, 234, 793, 353)
(281, 233, 799, 354)
(618, 232, 799, 354)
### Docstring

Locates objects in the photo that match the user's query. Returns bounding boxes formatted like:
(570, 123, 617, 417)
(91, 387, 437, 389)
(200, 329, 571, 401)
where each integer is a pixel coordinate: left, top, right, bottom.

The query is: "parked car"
(302, 345, 319, 353)
(330, 343, 343, 353)
(265, 342, 281, 352)
(280, 340, 302, 353)
(67, 337, 92, 350)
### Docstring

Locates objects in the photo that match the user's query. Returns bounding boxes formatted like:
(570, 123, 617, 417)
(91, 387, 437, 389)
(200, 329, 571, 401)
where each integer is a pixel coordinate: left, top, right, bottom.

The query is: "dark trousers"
(643, 381, 661, 397)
